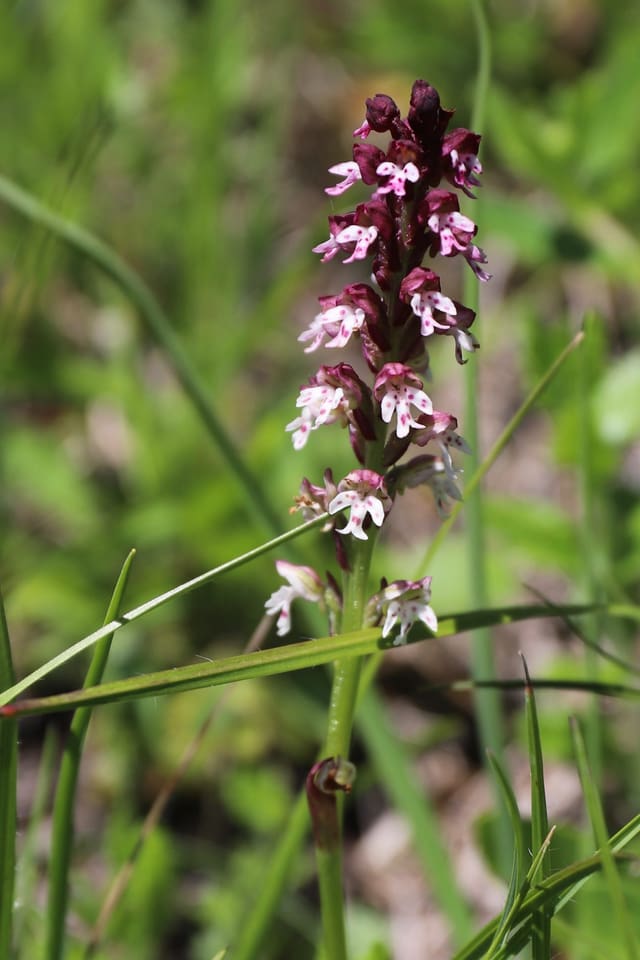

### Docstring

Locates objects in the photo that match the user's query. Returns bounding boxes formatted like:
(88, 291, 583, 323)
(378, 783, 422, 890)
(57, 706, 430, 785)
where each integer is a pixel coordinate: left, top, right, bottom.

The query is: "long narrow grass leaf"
(46, 550, 136, 960)
(484, 750, 525, 955)
(486, 827, 556, 960)
(13, 727, 59, 953)
(570, 717, 639, 960)
(85, 618, 269, 958)
(525, 584, 640, 676)
(0, 604, 600, 716)
(0, 514, 325, 707)
(522, 655, 551, 960)
(452, 846, 637, 960)
(0, 588, 17, 958)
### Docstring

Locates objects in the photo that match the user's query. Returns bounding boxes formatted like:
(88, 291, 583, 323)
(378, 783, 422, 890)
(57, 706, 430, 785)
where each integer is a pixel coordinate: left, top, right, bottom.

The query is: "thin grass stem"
(45, 551, 136, 960)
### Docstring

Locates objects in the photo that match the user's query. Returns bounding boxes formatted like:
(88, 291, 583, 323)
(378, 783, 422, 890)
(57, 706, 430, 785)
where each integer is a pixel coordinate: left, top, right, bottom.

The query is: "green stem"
(313, 535, 376, 960)
(0, 173, 281, 537)
(0, 588, 17, 960)
(45, 552, 135, 960)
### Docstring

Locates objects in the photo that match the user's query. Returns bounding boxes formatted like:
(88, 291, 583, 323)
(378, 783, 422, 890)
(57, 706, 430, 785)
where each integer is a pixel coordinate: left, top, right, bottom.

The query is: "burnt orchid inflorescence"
(266, 79, 489, 646)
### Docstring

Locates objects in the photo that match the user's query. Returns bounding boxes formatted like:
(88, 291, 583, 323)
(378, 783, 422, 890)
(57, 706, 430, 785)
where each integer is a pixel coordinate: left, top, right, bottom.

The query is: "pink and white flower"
(375, 161, 420, 198)
(265, 560, 325, 636)
(286, 383, 346, 450)
(328, 469, 391, 541)
(380, 577, 438, 644)
(298, 302, 366, 353)
(325, 161, 362, 197)
(374, 364, 433, 439)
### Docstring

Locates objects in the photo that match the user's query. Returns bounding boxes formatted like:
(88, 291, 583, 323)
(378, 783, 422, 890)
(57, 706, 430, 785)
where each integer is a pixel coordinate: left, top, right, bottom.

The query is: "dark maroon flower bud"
(353, 142, 387, 184)
(386, 139, 423, 169)
(407, 80, 454, 158)
(364, 94, 401, 132)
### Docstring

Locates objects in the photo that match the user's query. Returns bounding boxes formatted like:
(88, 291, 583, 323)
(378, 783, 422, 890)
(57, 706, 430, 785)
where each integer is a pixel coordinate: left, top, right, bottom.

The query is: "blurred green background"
(2, 1, 640, 957)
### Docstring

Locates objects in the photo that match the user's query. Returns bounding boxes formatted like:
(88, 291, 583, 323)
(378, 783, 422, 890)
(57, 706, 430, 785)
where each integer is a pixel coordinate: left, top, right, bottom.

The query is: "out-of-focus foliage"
(2, 1, 640, 957)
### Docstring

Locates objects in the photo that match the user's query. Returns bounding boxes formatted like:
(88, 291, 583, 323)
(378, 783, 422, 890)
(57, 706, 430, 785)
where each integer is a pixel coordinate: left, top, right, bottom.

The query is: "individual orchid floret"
(286, 364, 370, 450)
(379, 577, 438, 644)
(291, 470, 338, 528)
(328, 469, 392, 541)
(299, 298, 365, 353)
(399, 267, 458, 336)
(423, 189, 477, 253)
(420, 191, 490, 280)
(287, 383, 346, 450)
(375, 160, 420, 198)
(448, 309, 480, 364)
(325, 161, 363, 197)
(391, 454, 463, 517)
(442, 128, 483, 197)
(373, 363, 433, 439)
(411, 410, 471, 475)
(462, 243, 491, 282)
(313, 207, 380, 265)
(265, 560, 326, 637)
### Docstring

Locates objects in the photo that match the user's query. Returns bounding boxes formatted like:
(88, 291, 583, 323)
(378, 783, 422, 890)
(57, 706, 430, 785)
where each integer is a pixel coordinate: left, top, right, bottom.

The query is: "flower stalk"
(265, 79, 489, 954)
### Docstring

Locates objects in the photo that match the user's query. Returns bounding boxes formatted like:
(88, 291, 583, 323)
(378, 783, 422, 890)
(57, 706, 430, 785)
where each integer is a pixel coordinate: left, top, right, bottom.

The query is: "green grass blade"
(14, 727, 60, 956)
(0, 587, 17, 959)
(486, 827, 556, 960)
(0, 173, 282, 537)
(46, 550, 136, 960)
(522, 656, 551, 960)
(0, 514, 325, 707)
(570, 717, 639, 960)
(358, 687, 473, 945)
(454, 812, 640, 960)
(453, 847, 637, 960)
(484, 750, 525, 955)
(0, 604, 600, 716)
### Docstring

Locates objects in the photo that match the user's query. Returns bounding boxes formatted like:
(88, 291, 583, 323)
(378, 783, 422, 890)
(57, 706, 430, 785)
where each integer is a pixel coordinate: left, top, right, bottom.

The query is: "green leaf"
(571, 718, 639, 960)
(0, 603, 604, 716)
(0, 588, 17, 959)
(522, 657, 551, 960)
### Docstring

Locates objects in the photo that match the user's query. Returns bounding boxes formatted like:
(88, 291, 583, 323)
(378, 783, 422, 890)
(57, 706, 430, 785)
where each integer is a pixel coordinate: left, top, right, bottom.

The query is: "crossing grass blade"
(450, 812, 640, 960)
(0, 514, 326, 709)
(484, 750, 525, 955)
(0, 603, 600, 717)
(570, 717, 639, 960)
(522, 655, 551, 960)
(0, 587, 17, 959)
(46, 550, 136, 960)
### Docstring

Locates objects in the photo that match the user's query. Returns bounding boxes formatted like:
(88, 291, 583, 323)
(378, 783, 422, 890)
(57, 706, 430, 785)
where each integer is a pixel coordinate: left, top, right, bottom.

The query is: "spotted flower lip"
(328, 469, 391, 541)
(379, 576, 438, 644)
(373, 363, 433, 439)
(298, 302, 366, 353)
(374, 160, 420, 198)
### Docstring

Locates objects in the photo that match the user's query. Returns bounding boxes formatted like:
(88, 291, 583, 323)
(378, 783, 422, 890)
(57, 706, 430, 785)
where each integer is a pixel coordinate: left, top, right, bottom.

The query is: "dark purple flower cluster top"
(267, 81, 489, 644)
